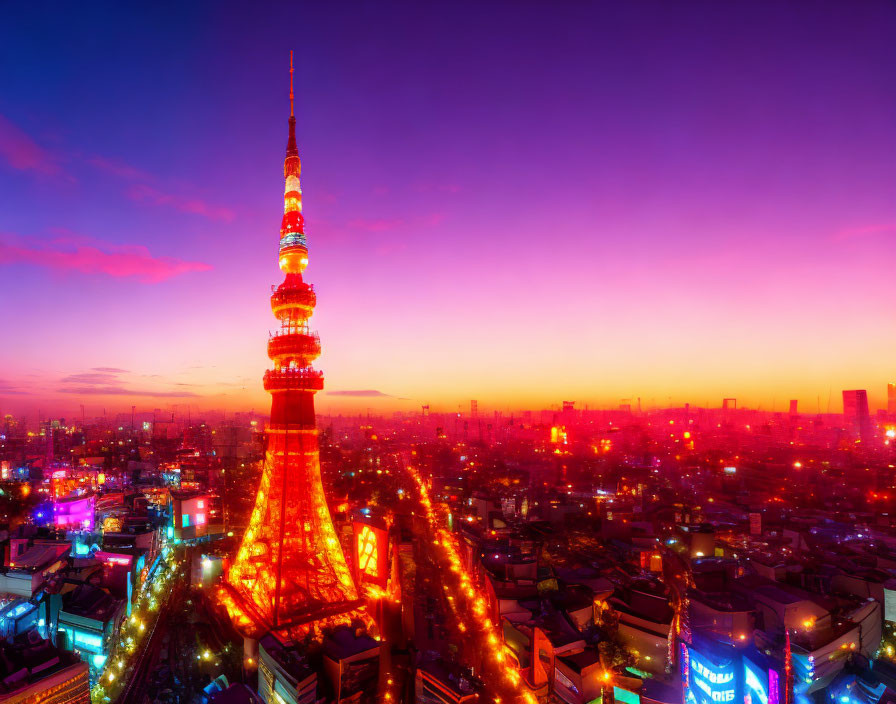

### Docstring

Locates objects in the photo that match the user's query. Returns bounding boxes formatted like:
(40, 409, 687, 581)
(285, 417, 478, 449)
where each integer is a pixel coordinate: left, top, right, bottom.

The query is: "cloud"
(88, 155, 236, 222)
(0, 379, 31, 396)
(346, 212, 446, 234)
(58, 367, 198, 398)
(126, 184, 235, 222)
(347, 218, 405, 232)
(326, 389, 410, 400)
(0, 234, 211, 283)
(418, 212, 445, 227)
(413, 182, 462, 194)
(61, 372, 119, 385)
(58, 386, 199, 397)
(87, 155, 151, 181)
(326, 389, 392, 397)
(834, 222, 896, 241)
(0, 114, 60, 175)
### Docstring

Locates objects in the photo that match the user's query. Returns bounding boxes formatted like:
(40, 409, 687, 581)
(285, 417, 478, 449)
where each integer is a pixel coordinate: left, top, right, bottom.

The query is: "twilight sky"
(1, 2, 895, 417)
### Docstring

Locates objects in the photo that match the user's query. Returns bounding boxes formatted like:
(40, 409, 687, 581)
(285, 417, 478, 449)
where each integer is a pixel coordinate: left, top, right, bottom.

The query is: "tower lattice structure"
(221, 54, 365, 639)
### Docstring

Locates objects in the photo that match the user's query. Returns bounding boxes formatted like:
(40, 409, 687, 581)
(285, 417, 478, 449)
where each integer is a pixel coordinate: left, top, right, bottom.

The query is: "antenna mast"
(289, 50, 295, 117)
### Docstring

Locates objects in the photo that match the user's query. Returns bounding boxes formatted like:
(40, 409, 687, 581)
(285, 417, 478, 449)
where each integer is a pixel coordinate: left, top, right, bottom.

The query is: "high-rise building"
(470, 399, 478, 418)
(220, 55, 366, 644)
(842, 389, 872, 442)
(888, 382, 896, 417)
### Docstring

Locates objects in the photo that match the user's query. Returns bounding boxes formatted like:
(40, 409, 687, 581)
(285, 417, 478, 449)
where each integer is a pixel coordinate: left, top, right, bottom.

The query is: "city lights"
(0, 11, 893, 704)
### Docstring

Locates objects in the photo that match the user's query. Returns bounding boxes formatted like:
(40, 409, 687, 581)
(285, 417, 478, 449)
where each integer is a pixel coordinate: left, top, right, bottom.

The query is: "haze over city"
(2, 2, 895, 417)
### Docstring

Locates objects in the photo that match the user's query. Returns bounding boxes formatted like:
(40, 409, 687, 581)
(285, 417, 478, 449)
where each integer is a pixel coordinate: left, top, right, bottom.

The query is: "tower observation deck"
(220, 54, 367, 641)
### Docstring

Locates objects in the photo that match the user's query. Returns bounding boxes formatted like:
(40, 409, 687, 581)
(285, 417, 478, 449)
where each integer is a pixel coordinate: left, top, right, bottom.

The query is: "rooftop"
(61, 583, 122, 624)
(0, 631, 86, 697)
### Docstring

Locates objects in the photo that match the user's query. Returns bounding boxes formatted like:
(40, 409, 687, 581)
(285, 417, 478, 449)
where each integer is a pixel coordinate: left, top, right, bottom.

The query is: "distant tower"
(789, 399, 798, 416)
(221, 54, 365, 641)
(470, 399, 478, 418)
(842, 389, 871, 442)
(889, 383, 896, 418)
(45, 422, 54, 465)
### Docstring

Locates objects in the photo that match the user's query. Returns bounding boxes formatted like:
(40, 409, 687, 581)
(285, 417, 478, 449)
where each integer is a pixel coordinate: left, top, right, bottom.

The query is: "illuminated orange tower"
(221, 53, 365, 640)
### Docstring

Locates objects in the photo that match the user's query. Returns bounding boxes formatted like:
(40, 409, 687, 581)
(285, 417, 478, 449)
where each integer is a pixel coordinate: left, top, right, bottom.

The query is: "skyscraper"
(888, 382, 896, 417)
(220, 55, 366, 643)
(842, 389, 872, 442)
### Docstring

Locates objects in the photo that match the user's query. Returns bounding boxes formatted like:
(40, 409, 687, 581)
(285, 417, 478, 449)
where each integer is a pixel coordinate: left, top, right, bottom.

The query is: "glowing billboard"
(743, 656, 769, 704)
(685, 644, 739, 704)
(352, 520, 389, 588)
(54, 494, 95, 531)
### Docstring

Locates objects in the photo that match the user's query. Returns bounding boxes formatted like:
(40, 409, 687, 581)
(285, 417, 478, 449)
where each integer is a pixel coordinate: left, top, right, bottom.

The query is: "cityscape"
(1, 4, 896, 704)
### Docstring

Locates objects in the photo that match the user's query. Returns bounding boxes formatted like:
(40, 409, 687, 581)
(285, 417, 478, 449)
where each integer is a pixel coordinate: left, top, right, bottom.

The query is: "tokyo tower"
(220, 53, 366, 639)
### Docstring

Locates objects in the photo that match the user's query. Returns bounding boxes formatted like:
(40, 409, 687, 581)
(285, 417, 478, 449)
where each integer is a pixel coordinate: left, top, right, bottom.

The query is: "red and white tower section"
(220, 55, 366, 640)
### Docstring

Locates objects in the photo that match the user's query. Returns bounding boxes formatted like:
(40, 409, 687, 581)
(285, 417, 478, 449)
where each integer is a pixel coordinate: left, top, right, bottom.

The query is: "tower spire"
(286, 50, 298, 157)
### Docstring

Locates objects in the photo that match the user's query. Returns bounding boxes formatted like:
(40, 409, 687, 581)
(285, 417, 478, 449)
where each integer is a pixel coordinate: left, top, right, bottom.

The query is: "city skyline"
(2, 2, 896, 416)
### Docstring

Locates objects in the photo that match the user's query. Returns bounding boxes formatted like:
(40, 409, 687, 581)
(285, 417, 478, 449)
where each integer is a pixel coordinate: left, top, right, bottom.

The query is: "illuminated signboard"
(767, 669, 779, 704)
(357, 525, 379, 578)
(95, 551, 133, 568)
(614, 687, 640, 704)
(743, 657, 769, 704)
(54, 494, 95, 531)
(353, 520, 389, 589)
(686, 645, 738, 704)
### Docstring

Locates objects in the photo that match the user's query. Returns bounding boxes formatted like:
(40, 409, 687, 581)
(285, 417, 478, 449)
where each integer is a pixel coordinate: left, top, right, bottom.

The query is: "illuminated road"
(404, 459, 538, 704)
(113, 576, 184, 704)
(104, 552, 186, 704)
(115, 552, 243, 704)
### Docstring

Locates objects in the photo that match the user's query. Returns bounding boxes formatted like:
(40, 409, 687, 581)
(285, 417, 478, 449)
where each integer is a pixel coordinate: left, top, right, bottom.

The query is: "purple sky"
(1, 2, 895, 416)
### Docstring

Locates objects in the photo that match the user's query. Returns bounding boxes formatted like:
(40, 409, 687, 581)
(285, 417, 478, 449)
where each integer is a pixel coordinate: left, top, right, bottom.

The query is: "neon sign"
(95, 551, 133, 567)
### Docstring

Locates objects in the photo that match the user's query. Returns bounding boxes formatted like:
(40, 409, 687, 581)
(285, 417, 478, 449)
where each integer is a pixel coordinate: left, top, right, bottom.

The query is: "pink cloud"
(127, 184, 235, 222)
(0, 234, 211, 283)
(57, 367, 199, 397)
(413, 181, 462, 194)
(87, 155, 151, 180)
(346, 213, 445, 233)
(834, 222, 896, 241)
(418, 212, 445, 227)
(0, 114, 60, 175)
(58, 385, 199, 397)
(347, 217, 405, 232)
